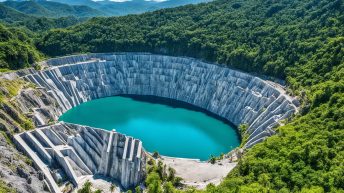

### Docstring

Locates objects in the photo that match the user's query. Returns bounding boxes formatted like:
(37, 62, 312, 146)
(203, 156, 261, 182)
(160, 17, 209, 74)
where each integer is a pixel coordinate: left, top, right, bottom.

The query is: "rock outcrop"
(0, 131, 49, 193)
(25, 53, 297, 148)
(0, 53, 298, 193)
(14, 122, 146, 193)
(0, 78, 58, 193)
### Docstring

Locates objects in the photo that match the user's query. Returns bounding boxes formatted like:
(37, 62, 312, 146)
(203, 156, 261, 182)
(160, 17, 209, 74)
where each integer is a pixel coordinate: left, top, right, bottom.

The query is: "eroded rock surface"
(14, 123, 146, 192)
(0, 78, 58, 193)
(0, 133, 49, 193)
(26, 53, 297, 148)
(0, 53, 298, 193)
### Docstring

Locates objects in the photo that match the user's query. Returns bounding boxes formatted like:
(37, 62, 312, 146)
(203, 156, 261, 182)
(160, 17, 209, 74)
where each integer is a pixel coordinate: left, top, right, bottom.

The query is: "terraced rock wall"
(25, 53, 297, 148)
(14, 123, 146, 192)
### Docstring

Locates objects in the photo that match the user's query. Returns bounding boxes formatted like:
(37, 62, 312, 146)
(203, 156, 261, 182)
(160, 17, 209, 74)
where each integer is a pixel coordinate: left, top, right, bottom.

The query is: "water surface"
(59, 96, 240, 160)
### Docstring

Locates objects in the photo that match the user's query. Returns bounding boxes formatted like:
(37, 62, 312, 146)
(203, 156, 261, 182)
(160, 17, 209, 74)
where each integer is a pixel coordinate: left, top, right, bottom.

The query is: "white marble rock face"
(12, 53, 298, 193)
(24, 53, 297, 148)
(14, 123, 146, 193)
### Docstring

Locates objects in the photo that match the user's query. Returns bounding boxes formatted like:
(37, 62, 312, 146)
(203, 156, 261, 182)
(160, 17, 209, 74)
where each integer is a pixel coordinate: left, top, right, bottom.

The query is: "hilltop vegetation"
(38, 0, 343, 83)
(44, 0, 210, 16)
(212, 66, 344, 192)
(1, 0, 103, 18)
(0, 0, 210, 17)
(0, 24, 41, 71)
(37, 0, 344, 192)
(0, 4, 82, 31)
(0, 3, 29, 23)
(0, 0, 343, 192)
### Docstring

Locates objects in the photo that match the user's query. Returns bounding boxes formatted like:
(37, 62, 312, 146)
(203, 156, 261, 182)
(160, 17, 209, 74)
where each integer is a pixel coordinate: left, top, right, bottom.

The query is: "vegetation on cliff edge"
(0, 0, 343, 192)
(0, 24, 42, 71)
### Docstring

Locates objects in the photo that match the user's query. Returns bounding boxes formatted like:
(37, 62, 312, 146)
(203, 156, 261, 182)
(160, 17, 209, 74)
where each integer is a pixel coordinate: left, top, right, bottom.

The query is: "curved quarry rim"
(5, 52, 299, 192)
(30, 52, 298, 150)
(42, 52, 292, 101)
(44, 52, 267, 80)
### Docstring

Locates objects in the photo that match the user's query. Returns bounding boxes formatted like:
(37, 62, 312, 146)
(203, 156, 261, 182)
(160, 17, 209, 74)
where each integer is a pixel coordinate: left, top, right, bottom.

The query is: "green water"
(59, 96, 240, 160)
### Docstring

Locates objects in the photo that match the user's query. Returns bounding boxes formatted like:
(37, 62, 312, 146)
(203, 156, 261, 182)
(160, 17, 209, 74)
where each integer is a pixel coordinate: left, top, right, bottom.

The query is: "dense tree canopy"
(0, 0, 343, 192)
(0, 3, 83, 32)
(37, 0, 343, 192)
(1, 0, 103, 18)
(37, 0, 343, 81)
(0, 24, 41, 70)
(214, 75, 344, 192)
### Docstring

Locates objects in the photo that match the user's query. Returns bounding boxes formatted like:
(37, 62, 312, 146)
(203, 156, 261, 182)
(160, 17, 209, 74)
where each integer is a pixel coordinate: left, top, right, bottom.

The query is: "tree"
(167, 167, 176, 182)
(109, 184, 115, 193)
(135, 186, 141, 193)
(77, 180, 92, 193)
(77, 181, 103, 193)
(209, 155, 216, 164)
(163, 182, 175, 193)
(3, 0, 344, 191)
(157, 160, 167, 180)
(172, 177, 183, 187)
(145, 172, 163, 193)
(0, 24, 41, 71)
(152, 151, 160, 159)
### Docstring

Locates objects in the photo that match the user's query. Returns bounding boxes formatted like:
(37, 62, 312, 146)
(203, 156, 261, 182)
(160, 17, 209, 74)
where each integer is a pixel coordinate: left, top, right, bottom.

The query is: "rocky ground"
(77, 175, 121, 193)
(0, 75, 59, 193)
(163, 156, 237, 189)
(0, 133, 49, 193)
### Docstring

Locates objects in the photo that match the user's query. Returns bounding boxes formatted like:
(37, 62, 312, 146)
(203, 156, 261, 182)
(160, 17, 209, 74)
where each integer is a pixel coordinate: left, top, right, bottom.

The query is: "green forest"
(0, 0, 103, 18)
(0, 0, 343, 192)
(0, 24, 41, 70)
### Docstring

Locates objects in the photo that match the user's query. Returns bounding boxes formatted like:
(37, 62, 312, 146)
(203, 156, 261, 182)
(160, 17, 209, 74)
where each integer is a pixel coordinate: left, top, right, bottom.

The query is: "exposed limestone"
(0, 53, 299, 192)
(14, 122, 146, 193)
(0, 131, 49, 193)
(14, 88, 64, 126)
(0, 78, 57, 193)
(23, 53, 297, 148)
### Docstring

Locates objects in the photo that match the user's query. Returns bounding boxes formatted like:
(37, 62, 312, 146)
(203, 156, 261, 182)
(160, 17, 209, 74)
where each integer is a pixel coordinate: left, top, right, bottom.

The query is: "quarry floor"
(71, 155, 238, 192)
(162, 156, 237, 189)
(70, 156, 237, 192)
(77, 175, 121, 193)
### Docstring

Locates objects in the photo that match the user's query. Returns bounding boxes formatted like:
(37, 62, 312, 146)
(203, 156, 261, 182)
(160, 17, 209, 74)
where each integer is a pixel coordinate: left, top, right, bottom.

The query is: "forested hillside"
(37, 0, 344, 192)
(42, 0, 210, 16)
(0, 0, 210, 17)
(0, 24, 41, 71)
(38, 0, 343, 82)
(0, 3, 29, 23)
(0, 0, 343, 192)
(0, 4, 82, 31)
(1, 0, 103, 18)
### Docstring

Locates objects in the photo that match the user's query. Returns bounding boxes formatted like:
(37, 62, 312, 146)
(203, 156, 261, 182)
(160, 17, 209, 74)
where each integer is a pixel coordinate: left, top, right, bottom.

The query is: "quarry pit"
(10, 53, 298, 192)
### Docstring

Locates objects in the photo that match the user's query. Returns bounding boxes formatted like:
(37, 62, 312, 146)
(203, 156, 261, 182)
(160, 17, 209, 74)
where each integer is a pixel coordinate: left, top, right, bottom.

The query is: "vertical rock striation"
(14, 123, 146, 192)
(24, 53, 297, 148)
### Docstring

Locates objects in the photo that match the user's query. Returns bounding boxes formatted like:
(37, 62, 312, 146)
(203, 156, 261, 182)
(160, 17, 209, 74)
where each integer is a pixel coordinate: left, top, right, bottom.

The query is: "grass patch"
(0, 180, 15, 193)
(0, 131, 13, 146)
(0, 79, 24, 103)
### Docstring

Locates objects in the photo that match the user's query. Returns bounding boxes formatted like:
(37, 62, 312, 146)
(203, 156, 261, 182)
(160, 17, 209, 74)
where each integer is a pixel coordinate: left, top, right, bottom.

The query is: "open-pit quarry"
(2, 53, 298, 192)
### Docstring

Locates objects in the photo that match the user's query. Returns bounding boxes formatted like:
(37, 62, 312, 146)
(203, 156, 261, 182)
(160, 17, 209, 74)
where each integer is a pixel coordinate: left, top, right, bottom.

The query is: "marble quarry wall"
(24, 53, 298, 149)
(8, 53, 298, 192)
(14, 122, 146, 193)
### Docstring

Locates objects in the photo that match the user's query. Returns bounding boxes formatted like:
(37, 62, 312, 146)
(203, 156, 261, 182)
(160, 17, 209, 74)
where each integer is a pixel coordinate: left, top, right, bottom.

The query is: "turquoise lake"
(59, 96, 240, 161)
